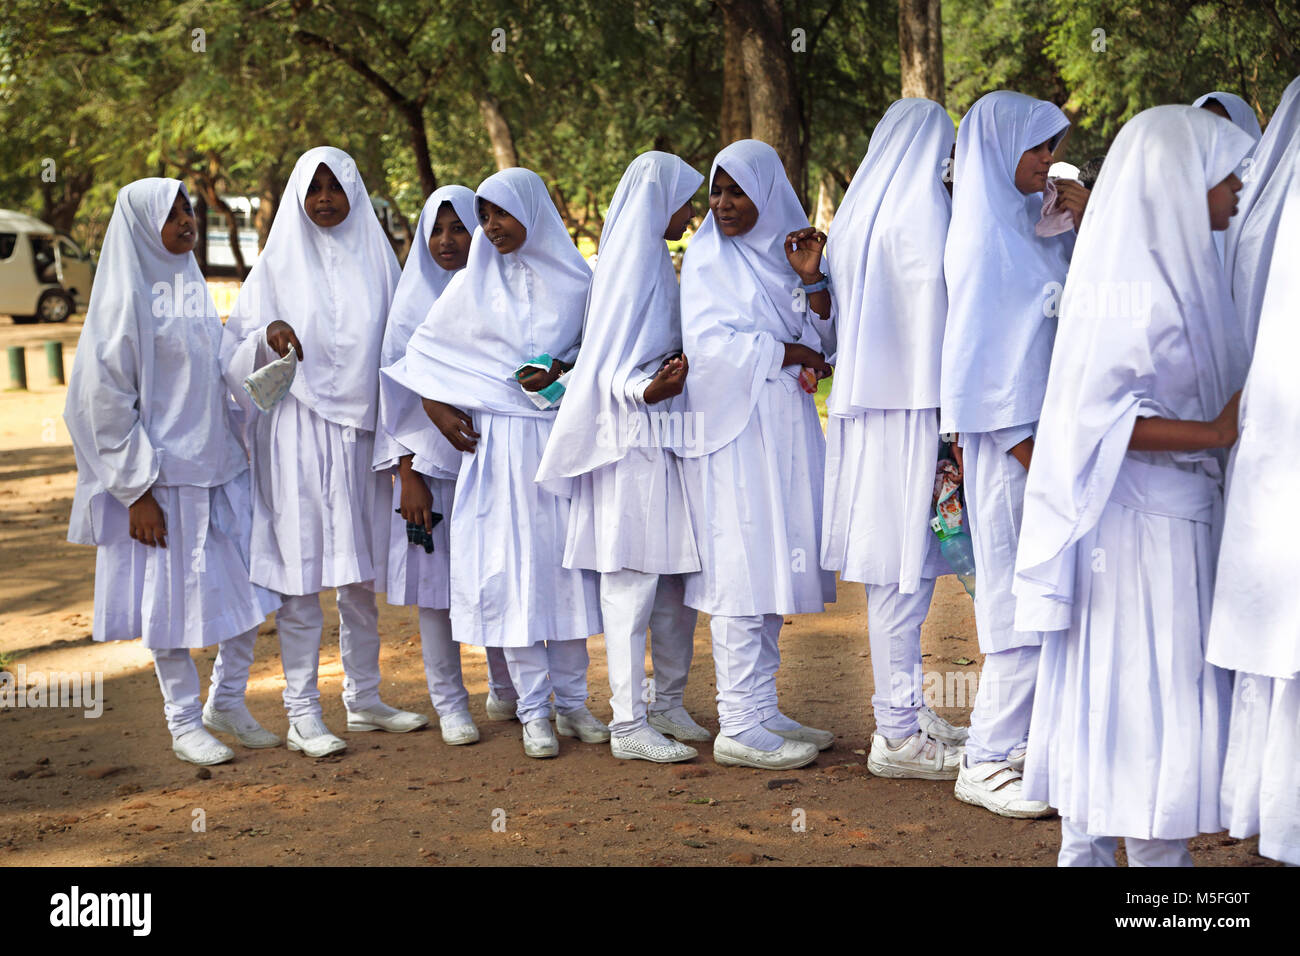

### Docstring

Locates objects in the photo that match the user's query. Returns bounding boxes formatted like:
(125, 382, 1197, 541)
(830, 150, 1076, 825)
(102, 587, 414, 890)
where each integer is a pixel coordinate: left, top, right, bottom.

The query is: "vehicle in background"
(206, 195, 407, 272)
(0, 209, 95, 324)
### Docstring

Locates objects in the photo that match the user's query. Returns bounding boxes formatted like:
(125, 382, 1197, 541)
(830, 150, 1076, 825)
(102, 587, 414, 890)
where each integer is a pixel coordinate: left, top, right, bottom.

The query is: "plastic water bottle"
(931, 515, 977, 600)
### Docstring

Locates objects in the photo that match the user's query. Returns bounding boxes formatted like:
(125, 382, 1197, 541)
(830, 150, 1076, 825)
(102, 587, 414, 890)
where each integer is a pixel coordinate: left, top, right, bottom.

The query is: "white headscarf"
(384, 167, 591, 420)
(1208, 145, 1300, 678)
(1222, 75, 1300, 352)
(675, 139, 823, 457)
(221, 146, 401, 432)
(940, 90, 1073, 435)
(373, 185, 477, 470)
(534, 151, 703, 484)
(825, 99, 953, 415)
(1012, 106, 1254, 629)
(1193, 91, 1263, 141)
(66, 178, 245, 544)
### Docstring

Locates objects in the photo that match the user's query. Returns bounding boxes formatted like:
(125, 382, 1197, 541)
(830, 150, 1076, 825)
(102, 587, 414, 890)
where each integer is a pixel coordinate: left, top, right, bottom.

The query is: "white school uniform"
(819, 99, 955, 740)
(1012, 107, 1255, 860)
(373, 185, 514, 716)
(381, 168, 601, 724)
(1208, 143, 1300, 867)
(672, 140, 836, 739)
(534, 151, 704, 736)
(65, 178, 279, 735)
(939, 91, 1074, 763)
(221, 147, 401, 720)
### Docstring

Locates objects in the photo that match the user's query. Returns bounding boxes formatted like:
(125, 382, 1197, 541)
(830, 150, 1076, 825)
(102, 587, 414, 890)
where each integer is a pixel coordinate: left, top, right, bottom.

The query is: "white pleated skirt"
(680, 373, 836, 617)
(449, 411, 602, 647)
(562, 445, 701, 575)
(821, 408, 948, 591)
(381, 468, 454, 609)
(1023, 460, 1230, 840)
(247, 393, 389, 596)
(1220, 673, 1300, 865)
(92, 470, 280, 649)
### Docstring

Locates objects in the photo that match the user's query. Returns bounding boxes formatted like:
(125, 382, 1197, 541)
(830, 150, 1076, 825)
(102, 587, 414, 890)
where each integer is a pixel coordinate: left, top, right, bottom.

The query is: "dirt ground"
(0, 313, 1276, 867)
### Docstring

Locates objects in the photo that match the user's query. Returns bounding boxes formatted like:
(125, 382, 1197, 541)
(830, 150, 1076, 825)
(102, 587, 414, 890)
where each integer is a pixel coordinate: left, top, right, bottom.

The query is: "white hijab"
(1208, 145, 1300, 679)
(825, 98, 953, 415)
(222, 146, 400, 432)
(1012, 106, 1254, 629)
(66, 178, 244, 544)
(373, 184, 477, 470)
(940, 90, 1073, 435)
(676, 139, 823, 457)
(534, 151, 703, 484)
(1193, 91, 1263, 141)
(385, 167, 592, 420)
(1222, 75, 1300, 352)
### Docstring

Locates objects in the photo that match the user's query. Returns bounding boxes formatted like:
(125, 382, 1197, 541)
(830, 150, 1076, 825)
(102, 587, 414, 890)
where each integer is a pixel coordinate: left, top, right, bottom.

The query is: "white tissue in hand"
(243, 350, 298, 411)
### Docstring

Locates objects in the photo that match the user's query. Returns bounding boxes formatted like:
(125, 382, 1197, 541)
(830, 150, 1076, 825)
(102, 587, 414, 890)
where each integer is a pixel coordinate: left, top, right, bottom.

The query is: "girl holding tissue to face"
(382, 168, 603, 760)
(221, 147, 428, 758)
(65, 179, 281, 766)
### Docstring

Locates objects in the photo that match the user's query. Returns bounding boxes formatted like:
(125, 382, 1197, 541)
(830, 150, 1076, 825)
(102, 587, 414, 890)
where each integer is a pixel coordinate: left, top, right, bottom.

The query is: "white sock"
(760, 711, 802, 732)
(731, 725, 785, 750)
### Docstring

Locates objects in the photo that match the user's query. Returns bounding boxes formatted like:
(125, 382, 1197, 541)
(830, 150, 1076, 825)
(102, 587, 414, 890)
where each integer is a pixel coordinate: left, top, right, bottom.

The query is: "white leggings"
(1059, 818, 1194, 867)
(865, 580, 934, 739)
(416, 608, 513, 716)
(966, 644, 1040, 764)
(503, 640, 591, 724)
(151, 625, 259, 735)
(276, 584, 381, 721)
(709, 613, 783, 738)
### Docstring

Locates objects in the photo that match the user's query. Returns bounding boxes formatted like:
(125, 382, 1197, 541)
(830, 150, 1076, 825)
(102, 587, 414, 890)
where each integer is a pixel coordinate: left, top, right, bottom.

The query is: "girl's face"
(428, 201, 472, 271)
(1014, 139, 1055, 195)
(160, 190, 197, 255)
(478, 198, 526, 254)
(303, 163, 351, 227)
(1208, 172, 1243, 231)
(709, 168, 758, 236)
(664, 200, 695, 241)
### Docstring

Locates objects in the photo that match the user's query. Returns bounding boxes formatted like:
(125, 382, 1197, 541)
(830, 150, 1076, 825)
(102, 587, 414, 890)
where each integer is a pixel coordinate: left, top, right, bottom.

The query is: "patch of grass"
(0, 649, 15, 673)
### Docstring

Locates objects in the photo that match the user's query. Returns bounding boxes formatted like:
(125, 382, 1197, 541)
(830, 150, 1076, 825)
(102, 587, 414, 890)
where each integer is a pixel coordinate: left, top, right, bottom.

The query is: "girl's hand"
(785, 227, 827, 283)
(422, 398, 480, 453)
(266, 320, 304, 360)
(783, 343, 831, 377)
(1054, 180, 1090, 226)
(517, 359, 572, 393)
(128, 488, 167, 548)
(397, 456, 436, 531)
(1211, 390, 1243, 448)
(643, 355, 688, 405)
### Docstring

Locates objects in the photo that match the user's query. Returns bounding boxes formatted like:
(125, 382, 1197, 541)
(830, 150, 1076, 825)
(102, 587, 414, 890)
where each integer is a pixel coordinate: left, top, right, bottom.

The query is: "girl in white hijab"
(1221, 75, 1300, 352)
(939, 90, 1072, 818)
(1207, 144, 1300, 868)
(373, 185, 516, 745)
(66, 178, 281, 765)
(382, 167, 604, 760)
(222, 146, 427, 758)
(1193, 91, 1263, 141)
(821, 99, 968, 781)
(534, 151, 708, 763)
(674, 139, 837, 771)
(1013, 105, 1253, 865)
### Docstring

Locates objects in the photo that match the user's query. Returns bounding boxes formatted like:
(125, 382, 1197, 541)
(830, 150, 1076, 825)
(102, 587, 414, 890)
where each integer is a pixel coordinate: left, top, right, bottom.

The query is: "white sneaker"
(954, 758, 1053, 819)
(713, 734, 819, 770)
(610, 729, 698, 763)
(768, 720, 835, 751)
(287, 716, 347, 757)
(1007, 739, 1028, 771)
(648, 706, 712, 742)
(867, 730, 961, 780)
(172, 727, 235, 766)
(202, 700, 282, 749)
(918, 705, 969, 746)
(439, 711, 480, 746)
(555, 706, 610, 743)
(522, 718, 559, 758)
(346, 701, 430, 733)
(485, 691, 518, 722)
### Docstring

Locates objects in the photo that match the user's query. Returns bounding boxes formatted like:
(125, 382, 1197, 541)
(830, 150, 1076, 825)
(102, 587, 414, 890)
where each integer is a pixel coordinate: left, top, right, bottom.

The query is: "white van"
(0, 209, 95, 324)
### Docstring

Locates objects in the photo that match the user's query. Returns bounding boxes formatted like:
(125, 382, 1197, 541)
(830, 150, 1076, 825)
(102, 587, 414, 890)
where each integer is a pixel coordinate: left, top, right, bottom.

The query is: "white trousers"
(865, 580, 935, 740)
(485, 645, 517, 701)
(966, 644, 1039, 764)
(276, 584, 381, 721)
(503, 640, 590, 724)
(152, 625, 259, 735)
(600, 569, 698, 736)
(710, 613, 784, 737)
(1059, 818, 1193, 867)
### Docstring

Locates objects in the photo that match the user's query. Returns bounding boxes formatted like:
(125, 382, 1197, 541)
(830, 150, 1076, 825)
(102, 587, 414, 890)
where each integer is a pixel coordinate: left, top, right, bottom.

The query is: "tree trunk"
(40, 170, 93, 235)
(256, 167, 283, 252)
(898, 0, 944, 103)
(812, 170, 837, 232)
(478, 91, 519, 170)
(192, 192, 209, 273)
(720, 6, 751, 146)
(402, 103, 438, 195)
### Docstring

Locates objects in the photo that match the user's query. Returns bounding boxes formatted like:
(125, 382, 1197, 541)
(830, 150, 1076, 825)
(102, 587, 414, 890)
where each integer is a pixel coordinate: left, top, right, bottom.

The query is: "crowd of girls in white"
(64, 81, 1300, 867)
